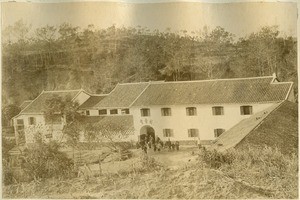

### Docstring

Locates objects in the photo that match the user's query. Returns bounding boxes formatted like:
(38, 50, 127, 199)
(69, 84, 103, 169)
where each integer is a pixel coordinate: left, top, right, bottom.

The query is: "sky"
(1, 1, 298, 38)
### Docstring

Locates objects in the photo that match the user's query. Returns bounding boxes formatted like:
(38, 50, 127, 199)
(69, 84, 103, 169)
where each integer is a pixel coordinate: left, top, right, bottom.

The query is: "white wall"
(14, 114, 64, 143)
(130, 103, 275, 142)
(75, 91, 90, 105)
(85, 108, 130, 116)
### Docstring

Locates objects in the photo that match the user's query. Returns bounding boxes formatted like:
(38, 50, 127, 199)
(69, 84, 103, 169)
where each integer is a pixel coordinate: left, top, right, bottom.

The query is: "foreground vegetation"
(3, 146, 298, 199)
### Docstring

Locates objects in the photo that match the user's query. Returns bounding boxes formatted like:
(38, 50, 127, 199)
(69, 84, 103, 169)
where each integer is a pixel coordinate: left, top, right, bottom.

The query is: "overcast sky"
(1, 1, 297, 38)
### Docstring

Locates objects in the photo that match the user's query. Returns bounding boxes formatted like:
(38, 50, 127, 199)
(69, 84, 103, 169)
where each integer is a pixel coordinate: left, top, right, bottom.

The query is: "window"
(16, 125, 24, 131)
(240, 106, 253, 115)
(188, 129, 199, 137)
(110, 109, 118, 115)
(28, 117, 36, 125)
(86, 110, 90, 116)
(121, 109, 130, 114)
(16, 119, 24, 125)
(161, 108, 171, 116)
(212, 106, 224, 115)
(214, 129, 225, 137)
(186, 107, 197, 116)
(16, 119, 24, 130)
(163, 129, 174, 137)
(99, 109, 107, 115)
(141, 108, 150, 117)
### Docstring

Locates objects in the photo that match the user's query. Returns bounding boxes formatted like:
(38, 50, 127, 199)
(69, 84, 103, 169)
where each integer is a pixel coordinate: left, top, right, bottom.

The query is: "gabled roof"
(132, 76, 293, 106)
(20, 90, 82, 114)
(211, 103, 281, 151)
(20, 100, 33, 110)
(79, 95, 107, 109)
(236, 101, 298, 155)
(212, 101, 298, 155)
(92, 82, 150, 108)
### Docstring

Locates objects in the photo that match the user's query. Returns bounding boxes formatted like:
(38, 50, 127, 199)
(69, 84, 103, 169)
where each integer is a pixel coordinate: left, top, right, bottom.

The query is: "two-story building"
(83, 75, 295, 143)
(13, 74, 295, 144)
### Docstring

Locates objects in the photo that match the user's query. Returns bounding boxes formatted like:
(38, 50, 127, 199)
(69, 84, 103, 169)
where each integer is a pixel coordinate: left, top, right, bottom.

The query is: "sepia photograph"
(1, 0, 298, 199)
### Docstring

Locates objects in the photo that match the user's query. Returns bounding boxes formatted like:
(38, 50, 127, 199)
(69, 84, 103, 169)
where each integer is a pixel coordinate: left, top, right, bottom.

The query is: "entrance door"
(139, 125, 155, 143)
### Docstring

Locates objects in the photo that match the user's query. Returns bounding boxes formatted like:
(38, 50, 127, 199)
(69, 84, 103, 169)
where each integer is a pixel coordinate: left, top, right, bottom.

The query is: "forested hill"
(2, 21, 297, 106)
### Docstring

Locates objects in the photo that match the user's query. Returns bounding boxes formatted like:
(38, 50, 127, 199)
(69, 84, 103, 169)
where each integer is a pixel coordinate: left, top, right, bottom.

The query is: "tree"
(85, 120, 134, 152)
(44, 95, 80, 126)
(19, 135, 73, 181)
(2, 104, 21, 127)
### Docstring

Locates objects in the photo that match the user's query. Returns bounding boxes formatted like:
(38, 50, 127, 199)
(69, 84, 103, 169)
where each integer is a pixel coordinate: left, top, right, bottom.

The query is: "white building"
(13, 75, 295, 144)
(12, 89, 90, 144)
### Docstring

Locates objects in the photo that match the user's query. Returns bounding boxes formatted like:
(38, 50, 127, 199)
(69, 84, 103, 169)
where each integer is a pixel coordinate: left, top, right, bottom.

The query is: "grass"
(236, 101, 298, 155)
(3, 146, 298, 199)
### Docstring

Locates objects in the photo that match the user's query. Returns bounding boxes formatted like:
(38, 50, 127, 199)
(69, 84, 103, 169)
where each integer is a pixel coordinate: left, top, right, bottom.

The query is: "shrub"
(198, 148, 236, 169)
(19, 140, 74, 181)
(130, 151, 163, 173)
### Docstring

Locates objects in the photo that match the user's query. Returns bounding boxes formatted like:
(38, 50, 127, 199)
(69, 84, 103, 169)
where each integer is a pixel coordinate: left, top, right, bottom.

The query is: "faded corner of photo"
(1, 0, 298, 199)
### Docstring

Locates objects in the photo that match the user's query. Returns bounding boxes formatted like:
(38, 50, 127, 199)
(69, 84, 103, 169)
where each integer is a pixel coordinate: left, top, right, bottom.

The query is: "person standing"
(197, 137, 201, 149)
(167, 138, 171, 151)
(175, 141, 179, 151)
(157, 141, 162, 152)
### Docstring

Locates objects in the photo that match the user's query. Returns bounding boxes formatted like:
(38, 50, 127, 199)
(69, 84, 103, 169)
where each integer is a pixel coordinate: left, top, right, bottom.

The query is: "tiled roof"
(20, 100, 33, 110)
(213, 101, 298, 155)
(211, 103, 281, 151)
(79, 95, 107, 109)
(81, 115, 134, 129)
(93, 82, 150, 108)
(98, 115, 134, 128)
(20, 90, 81, 114)
(132, 77, 292, 106)
(236, 101, 298, 155)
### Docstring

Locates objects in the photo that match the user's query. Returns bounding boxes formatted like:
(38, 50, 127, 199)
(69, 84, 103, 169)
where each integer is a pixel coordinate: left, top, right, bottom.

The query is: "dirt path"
(147, 146, 199, 169)
(81, 146, 199, 175)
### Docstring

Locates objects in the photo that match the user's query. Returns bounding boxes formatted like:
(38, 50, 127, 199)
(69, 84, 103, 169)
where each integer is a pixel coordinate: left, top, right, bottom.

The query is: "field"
(3, 145, 298, 199)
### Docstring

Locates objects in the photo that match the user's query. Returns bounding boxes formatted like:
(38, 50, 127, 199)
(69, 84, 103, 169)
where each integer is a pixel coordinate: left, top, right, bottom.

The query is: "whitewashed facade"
(130, 103, 276, 142)
(13, 89, 91, 144)
(13, 75, 295, 144)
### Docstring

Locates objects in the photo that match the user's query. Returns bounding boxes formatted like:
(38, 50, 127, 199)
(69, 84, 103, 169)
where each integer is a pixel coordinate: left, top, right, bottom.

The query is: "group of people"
(136, 135, 180, 154)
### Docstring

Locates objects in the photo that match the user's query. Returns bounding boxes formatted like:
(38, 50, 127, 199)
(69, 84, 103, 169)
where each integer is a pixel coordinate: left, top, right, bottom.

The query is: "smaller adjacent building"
(12, 89, 90, 144)
(13, 75, 295, 145)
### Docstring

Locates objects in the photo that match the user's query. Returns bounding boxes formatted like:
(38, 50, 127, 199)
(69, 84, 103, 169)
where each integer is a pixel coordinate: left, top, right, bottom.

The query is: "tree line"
(2, 20, 297, 106)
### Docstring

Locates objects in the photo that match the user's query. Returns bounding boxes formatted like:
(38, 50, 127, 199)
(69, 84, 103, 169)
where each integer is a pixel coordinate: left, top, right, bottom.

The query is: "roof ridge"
(86, 93, 108, 97)
(43, 89, 82, 93)
(17, 90, 45, 116)
(129, 82, 151, 107)
(149, 76, 274, 85)
(118, 81, 162, 85)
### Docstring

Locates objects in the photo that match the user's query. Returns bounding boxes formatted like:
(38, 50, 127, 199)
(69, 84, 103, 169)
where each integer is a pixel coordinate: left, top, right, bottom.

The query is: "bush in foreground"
(198, 146, 298, 198)
(19, 140, 74, 181)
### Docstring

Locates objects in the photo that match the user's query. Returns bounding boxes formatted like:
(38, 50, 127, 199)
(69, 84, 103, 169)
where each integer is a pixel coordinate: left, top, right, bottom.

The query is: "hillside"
(2, 22, 297, 106)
